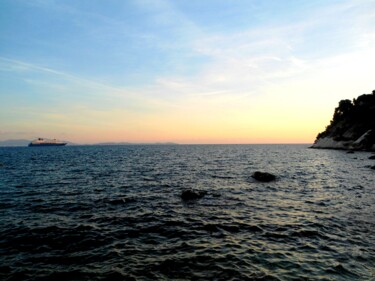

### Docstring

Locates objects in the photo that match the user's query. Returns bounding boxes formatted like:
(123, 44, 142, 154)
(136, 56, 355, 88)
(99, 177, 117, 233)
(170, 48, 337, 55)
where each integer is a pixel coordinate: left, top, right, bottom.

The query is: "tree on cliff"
(315, 90, 375, 149)
(332, 99, 353, 122)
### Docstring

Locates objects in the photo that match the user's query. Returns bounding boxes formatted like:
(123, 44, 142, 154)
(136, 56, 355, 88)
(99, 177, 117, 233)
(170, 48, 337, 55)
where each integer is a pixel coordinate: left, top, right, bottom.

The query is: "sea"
(0, 144, 374, 281)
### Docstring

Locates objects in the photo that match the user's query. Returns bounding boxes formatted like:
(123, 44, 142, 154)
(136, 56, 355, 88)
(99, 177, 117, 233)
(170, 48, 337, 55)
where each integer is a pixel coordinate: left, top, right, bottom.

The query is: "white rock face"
(353, 130, 372, 145)
(312, 130, 374, 151)
(311, 137, 350, 149)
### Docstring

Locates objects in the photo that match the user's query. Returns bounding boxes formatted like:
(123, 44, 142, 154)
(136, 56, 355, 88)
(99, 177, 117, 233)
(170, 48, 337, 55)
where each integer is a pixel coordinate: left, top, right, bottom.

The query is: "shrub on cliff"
(315, 90, 375, 145)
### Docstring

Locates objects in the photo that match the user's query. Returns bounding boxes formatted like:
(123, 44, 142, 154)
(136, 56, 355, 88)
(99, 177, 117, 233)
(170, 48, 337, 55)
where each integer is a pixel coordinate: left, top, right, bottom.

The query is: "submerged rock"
(371, 166, 375, 170)
(369, 155, 375, 160)
(181, 190, 207, 200)
(252, 171, 276, 182)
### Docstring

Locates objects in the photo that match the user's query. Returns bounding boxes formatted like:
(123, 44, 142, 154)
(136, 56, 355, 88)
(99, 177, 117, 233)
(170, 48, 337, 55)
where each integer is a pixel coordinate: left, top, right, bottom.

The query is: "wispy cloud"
(0, 56, 182, 120)
(147, 0, 375, 100)
(0, 57, 125, 94)
(1, 0, 374, 142)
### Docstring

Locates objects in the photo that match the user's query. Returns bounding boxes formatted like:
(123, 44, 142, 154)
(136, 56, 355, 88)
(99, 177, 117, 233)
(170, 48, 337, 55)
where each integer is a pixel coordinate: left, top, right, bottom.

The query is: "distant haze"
(0, 1, 374, 144)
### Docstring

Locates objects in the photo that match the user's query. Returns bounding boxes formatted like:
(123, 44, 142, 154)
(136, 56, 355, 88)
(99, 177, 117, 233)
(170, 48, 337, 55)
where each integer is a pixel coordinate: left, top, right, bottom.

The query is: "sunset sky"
(0, 0, 374, 144)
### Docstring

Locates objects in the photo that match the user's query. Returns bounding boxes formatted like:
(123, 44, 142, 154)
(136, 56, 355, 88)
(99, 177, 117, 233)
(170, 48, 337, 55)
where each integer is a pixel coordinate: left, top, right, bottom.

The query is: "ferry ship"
(28, 138, 67, 147)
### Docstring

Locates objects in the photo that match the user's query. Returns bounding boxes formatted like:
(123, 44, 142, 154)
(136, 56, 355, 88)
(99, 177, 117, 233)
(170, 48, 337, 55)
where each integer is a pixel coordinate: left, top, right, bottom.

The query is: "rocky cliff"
(312, 90, 375, 151)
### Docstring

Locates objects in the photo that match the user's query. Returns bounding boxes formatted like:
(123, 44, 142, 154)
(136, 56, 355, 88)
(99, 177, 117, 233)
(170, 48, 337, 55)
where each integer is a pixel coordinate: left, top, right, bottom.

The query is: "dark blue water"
(1, 145, 375, 280)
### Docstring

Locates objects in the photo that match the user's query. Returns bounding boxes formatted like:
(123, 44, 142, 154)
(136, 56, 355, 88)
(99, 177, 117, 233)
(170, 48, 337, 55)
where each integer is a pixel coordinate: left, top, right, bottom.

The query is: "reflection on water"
(0, 145, 374, 280)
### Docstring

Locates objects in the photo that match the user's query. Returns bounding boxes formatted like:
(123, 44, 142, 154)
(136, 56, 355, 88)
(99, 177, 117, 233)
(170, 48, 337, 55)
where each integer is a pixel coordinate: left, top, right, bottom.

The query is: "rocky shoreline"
(311, 132, 375, 151)
(311, 90, 375, 152)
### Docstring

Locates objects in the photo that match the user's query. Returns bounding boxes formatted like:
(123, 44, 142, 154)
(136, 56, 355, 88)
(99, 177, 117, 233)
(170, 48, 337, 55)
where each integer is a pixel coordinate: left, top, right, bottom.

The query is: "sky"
(0, 0, 374, 144)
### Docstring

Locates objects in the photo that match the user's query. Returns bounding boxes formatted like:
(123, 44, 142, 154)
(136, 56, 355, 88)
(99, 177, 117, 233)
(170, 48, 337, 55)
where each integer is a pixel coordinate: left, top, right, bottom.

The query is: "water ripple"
(1, 145, 375, 280)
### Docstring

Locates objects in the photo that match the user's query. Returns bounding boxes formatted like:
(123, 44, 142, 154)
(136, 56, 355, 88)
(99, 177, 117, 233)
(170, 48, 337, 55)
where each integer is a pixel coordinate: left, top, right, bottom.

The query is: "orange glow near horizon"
(57, 113, 322, 144)
(1, 1, 374, 144)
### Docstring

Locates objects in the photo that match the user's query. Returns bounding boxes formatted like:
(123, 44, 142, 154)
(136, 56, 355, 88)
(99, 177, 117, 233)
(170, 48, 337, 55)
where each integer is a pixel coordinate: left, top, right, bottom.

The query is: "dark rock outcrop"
(311, 90, 375, 151)
(252, 171, 276, 182)
(369, 155, 375, 160)
(181, 190, 207, 200)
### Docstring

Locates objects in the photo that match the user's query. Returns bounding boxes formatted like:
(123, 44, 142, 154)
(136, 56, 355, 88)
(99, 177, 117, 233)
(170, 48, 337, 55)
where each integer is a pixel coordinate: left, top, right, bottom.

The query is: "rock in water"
(181, 190, 207, 200)
(371, 166, 375, 170)
(252, 171, 276, 182)
(369, 155, 375, 160)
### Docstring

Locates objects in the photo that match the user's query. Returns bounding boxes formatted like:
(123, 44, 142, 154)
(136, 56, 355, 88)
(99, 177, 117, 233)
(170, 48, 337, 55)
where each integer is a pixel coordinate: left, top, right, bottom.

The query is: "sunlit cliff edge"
(312, 90, 375, 151)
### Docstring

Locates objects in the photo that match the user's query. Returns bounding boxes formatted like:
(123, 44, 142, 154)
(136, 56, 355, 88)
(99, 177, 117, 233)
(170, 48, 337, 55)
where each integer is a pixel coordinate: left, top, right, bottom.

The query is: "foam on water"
(1, 145, 375, 280)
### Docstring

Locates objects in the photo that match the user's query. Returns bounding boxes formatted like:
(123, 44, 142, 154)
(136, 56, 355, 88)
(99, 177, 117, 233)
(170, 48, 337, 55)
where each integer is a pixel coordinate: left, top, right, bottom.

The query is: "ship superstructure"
(28, 138, 67, 147)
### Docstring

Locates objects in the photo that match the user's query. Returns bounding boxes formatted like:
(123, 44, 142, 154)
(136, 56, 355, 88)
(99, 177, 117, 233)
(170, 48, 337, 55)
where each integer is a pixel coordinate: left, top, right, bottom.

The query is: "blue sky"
(0, 0, 374, 143)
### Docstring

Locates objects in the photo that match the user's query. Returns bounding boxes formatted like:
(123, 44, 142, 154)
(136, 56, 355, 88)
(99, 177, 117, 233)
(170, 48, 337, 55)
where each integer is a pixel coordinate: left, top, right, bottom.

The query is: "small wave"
(1, 144, 374, 280)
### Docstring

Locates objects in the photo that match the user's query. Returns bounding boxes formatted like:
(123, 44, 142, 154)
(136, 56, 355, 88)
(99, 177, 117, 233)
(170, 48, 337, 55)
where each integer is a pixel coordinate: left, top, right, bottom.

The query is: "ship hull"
(28, 143, 67, 147)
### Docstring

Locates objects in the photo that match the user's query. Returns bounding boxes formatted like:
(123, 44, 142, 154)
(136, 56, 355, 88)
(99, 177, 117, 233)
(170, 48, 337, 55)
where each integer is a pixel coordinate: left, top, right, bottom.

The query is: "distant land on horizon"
(0, 139, 179, 147)
(0, 139, 77, 147)
(0, 139, 31, 147)
(0, 139, 314, 147)
(92, 141, 179, 146)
